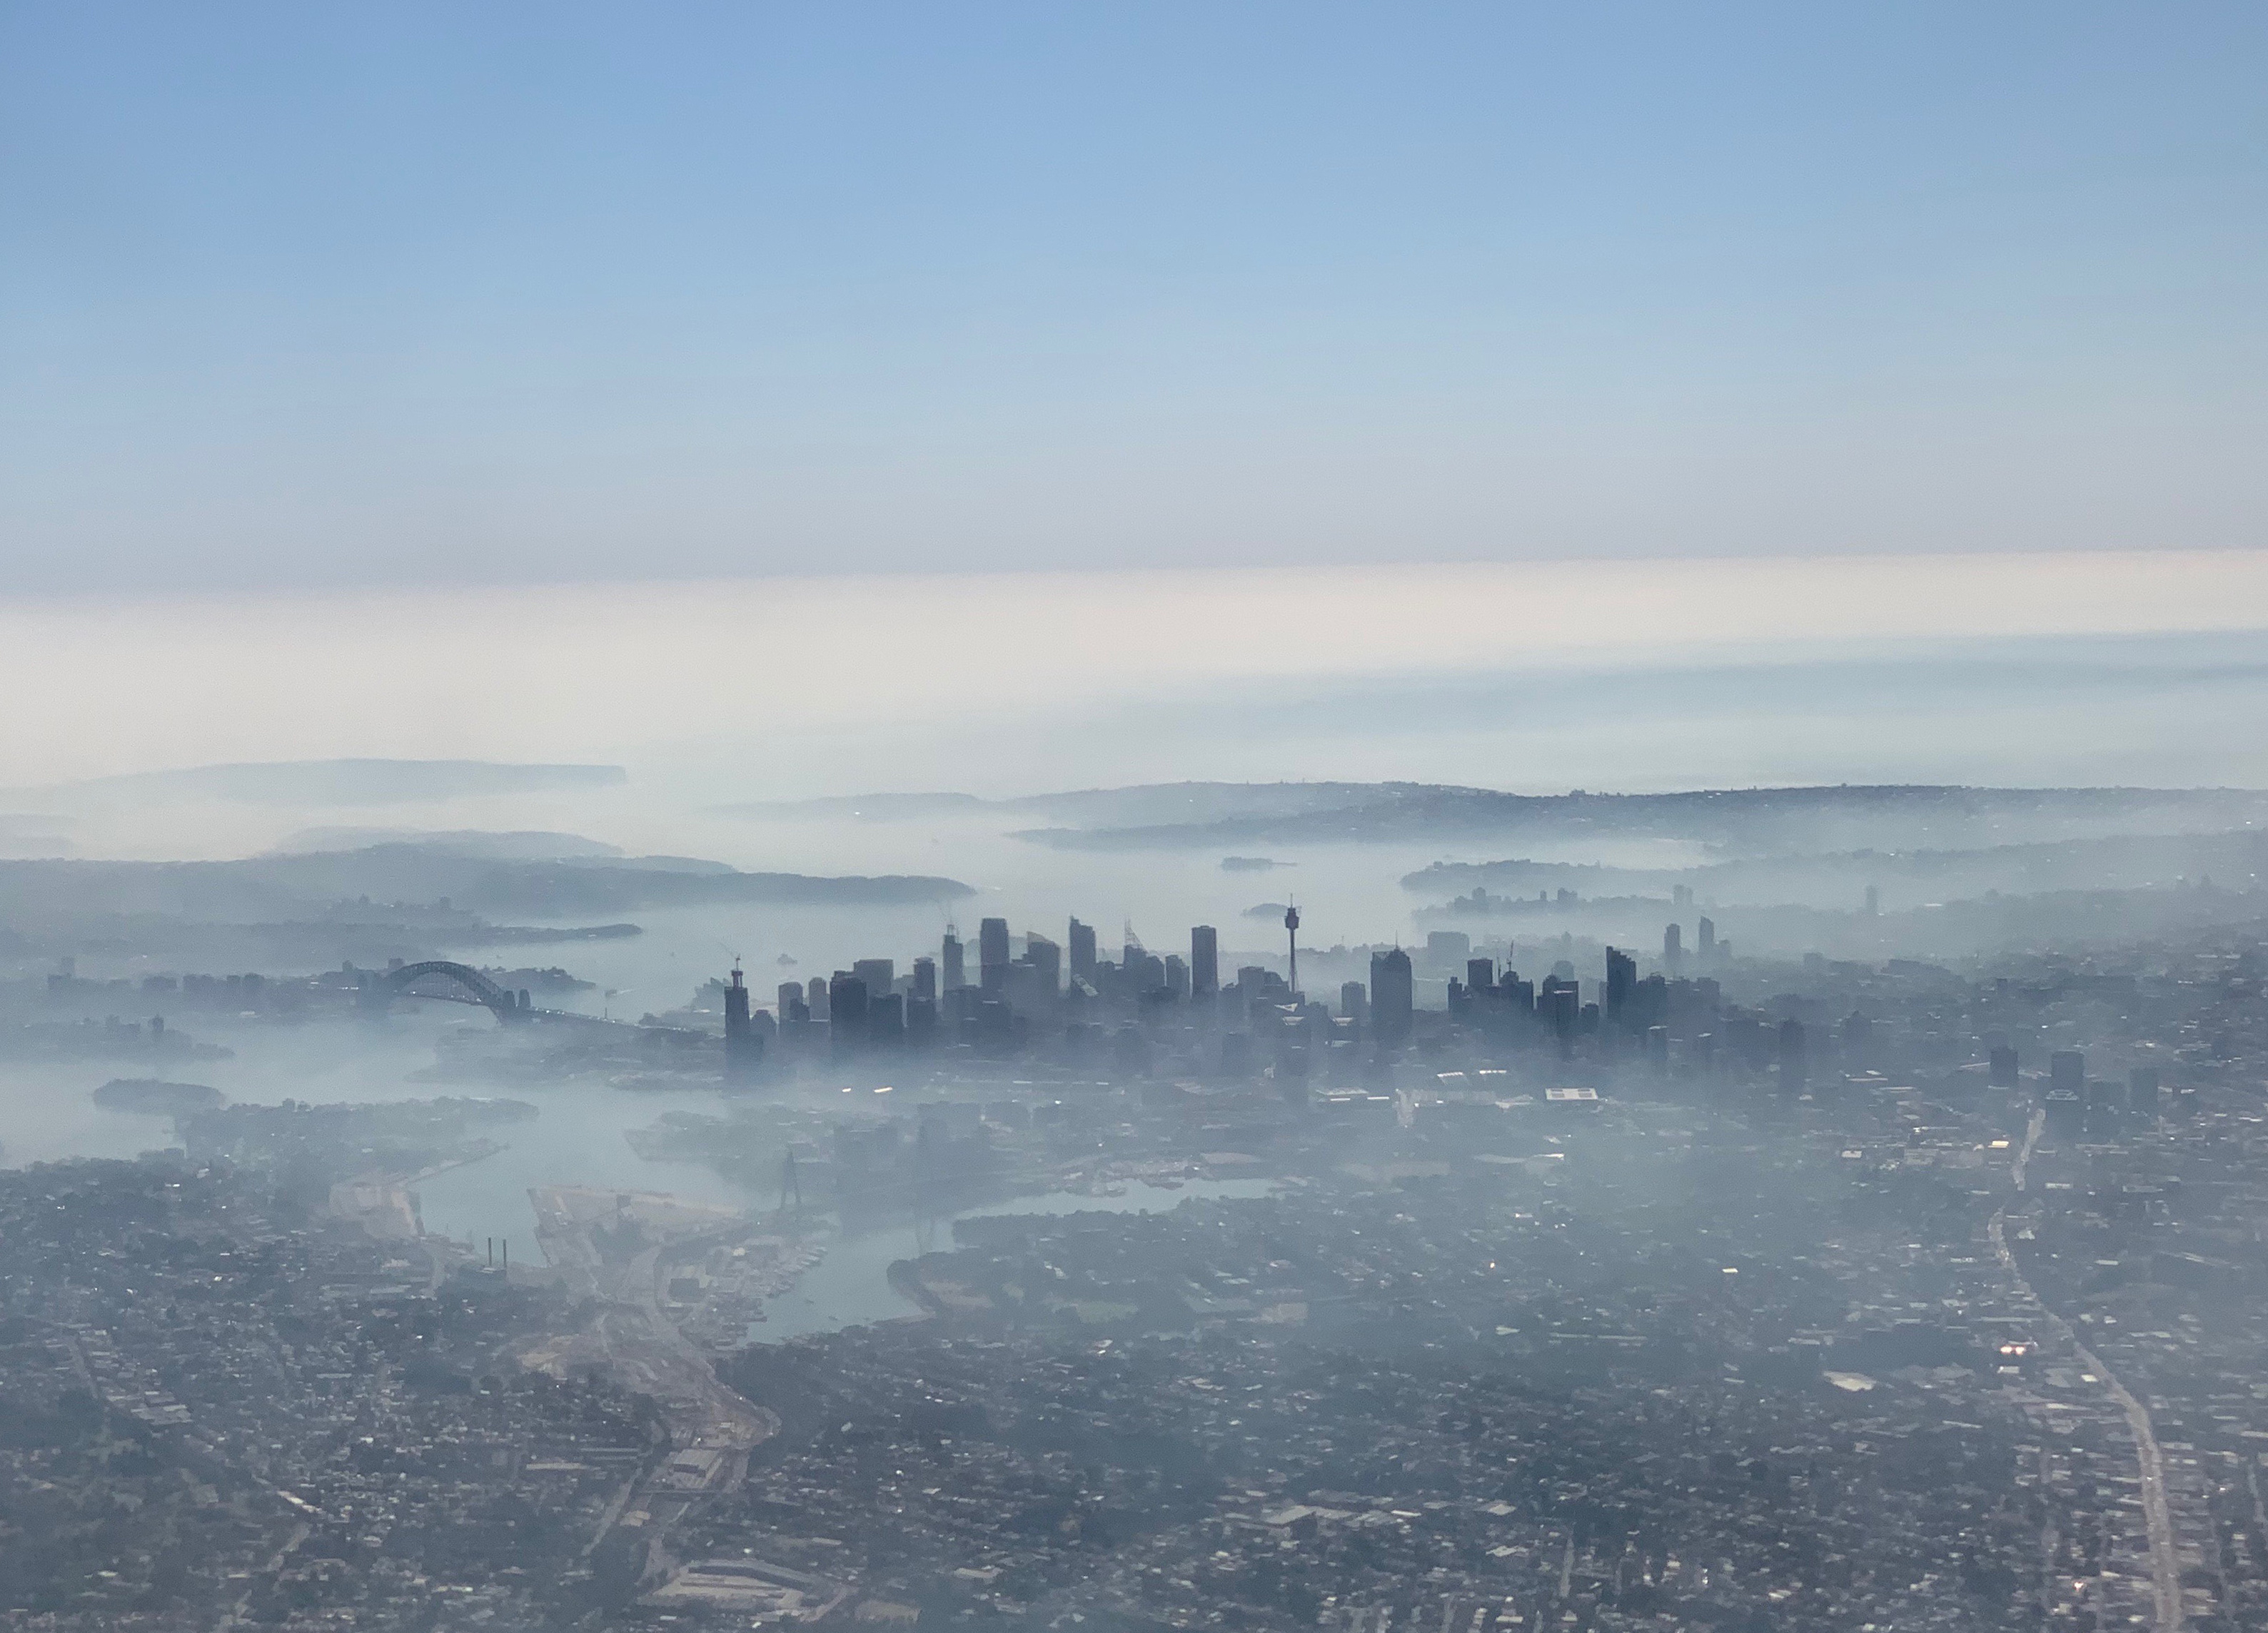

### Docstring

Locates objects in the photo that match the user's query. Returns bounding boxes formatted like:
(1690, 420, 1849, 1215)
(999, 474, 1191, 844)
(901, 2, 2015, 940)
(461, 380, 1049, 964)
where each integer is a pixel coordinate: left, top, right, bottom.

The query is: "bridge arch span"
(375, 960, 525, 1023)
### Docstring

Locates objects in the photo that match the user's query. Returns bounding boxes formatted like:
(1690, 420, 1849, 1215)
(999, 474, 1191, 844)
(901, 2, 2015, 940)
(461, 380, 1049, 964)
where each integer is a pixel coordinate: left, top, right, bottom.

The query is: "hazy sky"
(6, 2, 2265, 592)
(5, 554, 2268, 829)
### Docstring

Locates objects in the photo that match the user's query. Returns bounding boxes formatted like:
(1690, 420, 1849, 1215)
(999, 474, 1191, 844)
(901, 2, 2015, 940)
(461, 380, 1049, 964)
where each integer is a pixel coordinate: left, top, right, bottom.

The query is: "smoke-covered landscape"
(9, 4, 2268, 1631)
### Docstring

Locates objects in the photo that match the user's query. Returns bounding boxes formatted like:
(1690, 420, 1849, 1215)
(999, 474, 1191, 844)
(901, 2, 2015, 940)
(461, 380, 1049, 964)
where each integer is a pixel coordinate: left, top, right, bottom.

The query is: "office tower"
(979, 917, 1010, 992)
(777, 981, 805, 1019)
(1605, 948, 1636, 1023)
(941, 929, 965, 993)
(1284, 904, 1301, 995)
(1646, 1025, 1669, 1076)
(1369, 948, 1414, 1046)
(1692, 1031, 1716, 1075)
(2050, 1050, 2085, 1098)
(1022, 934, 1061, 993)
(806, 975, 830, 1020)
(1069, 918, 1097, 986)
(912, 956, 937, 1003)
(1424, 930, 1470, 971)
(1778, 1018, 1808, 1091)
(1190, 925, 1219, 998)
(724, 965, 762, 1081)
(867, 991, 905, 1044)
(1989, 1046, 2019, 1088)
(1164, 954, 1190, 1001)
(1540, 981, 1579, 1048)
(2130, 1065, 2161, 1118)
(852, 959, 894, 999)
(1697, 916, 1716, 959)
(1340, 980, 1369, 1028)
(1124, 946, 1165, 994)
(827, 974, 868, 1042)
(1466, 956, 1494, 994)
(1663, 923, 1683, 975)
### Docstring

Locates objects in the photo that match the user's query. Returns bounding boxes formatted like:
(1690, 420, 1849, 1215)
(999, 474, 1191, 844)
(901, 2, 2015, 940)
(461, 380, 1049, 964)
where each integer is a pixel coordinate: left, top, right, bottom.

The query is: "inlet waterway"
(748, 1176, 1286, 1343)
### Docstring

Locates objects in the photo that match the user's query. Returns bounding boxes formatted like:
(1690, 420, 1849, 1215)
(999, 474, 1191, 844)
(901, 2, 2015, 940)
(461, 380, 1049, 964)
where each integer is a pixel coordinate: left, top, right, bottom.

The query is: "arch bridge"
(370, 960, 531, 1023)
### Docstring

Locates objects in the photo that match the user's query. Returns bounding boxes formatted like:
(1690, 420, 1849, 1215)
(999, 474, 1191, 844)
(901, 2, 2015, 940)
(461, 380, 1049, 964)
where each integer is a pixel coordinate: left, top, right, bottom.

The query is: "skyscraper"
(1605, 948, 1637, 1023)
(1191, 925, 1219, 998)
(912, 956, 937, 1003)
(1369, 948, 1414, 1046)
(1022, 933, 1061, 993)
(1697, 916, 1716, 959)
(941, 929, 965, 994)
(1284, 904, 1300, 996)
(724, 965, 762, 1081)
(1662, 923, 1683, 975)
(979, 917, 1010, 993)
(828, 973, 869, 1044)
(1069, 918, 1097, 986)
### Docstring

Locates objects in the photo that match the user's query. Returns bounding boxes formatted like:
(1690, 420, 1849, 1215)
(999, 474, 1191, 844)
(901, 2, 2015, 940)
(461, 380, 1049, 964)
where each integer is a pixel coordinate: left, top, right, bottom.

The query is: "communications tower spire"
(1284, 901, 1301, 997)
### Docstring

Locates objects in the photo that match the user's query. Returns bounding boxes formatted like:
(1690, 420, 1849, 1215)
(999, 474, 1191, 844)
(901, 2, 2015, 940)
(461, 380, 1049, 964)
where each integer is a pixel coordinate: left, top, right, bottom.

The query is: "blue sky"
(4, 1, 2264, 591)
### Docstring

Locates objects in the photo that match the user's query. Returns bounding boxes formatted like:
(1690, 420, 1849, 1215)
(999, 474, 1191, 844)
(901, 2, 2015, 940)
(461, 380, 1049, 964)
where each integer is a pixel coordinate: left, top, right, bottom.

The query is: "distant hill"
(997, 782, 2268, 854)
(722, 780, 2268, 854)
(271, 828, 626, 861)
(0, 846, 974, 927)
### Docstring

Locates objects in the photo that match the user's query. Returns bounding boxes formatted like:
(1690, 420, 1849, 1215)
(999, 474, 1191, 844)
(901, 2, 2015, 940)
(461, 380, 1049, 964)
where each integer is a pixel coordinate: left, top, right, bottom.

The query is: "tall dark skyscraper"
(912, 956, 937, 1003)
(724, 964, 761, 1081)
(941, 929, 965, 994)
(979, 917, 1011, 993)
(1191, 925, 1219, 998)
(1605, 948, 1637, 1021)
(1697, 916, 1716, 959)
(1069, 918, 1097, 986)
(828, 973, 870, 1041)
(1662, 922, 1683, 975)
(1369, 947, 1413, 1046)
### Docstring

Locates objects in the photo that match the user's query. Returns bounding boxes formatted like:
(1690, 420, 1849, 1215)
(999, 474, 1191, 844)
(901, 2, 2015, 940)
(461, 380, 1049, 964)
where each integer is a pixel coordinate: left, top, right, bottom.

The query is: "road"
(1995, 1108, 2182, 1633)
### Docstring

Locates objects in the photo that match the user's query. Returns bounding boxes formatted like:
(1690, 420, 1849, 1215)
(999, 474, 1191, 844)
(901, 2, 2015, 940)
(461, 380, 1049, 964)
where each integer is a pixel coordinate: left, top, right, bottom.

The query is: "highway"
(1995, 1110, 2182, 1633)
